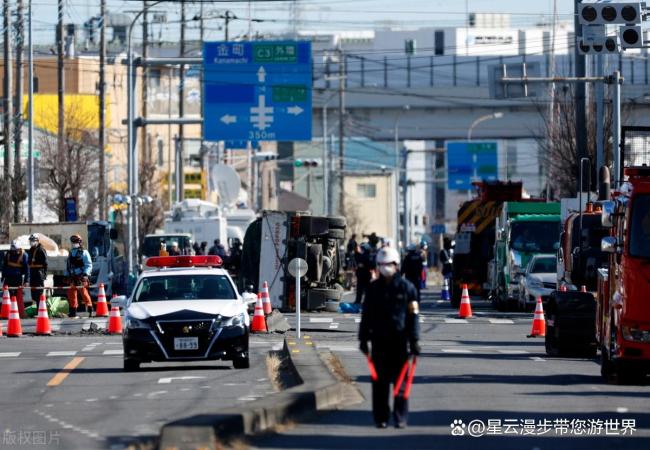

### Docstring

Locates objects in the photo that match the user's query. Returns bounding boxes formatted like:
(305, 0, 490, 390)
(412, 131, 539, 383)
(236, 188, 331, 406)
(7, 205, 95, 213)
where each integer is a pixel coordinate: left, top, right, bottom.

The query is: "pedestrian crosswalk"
(289, 314, 526, 327)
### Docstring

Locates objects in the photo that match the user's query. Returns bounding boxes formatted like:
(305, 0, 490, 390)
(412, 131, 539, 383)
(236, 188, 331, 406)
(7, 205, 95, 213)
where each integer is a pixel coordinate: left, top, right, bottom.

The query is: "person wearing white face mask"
(65, 234, 93, 318)
(358, 246, 420, 429)
(27, 234, 48, 307)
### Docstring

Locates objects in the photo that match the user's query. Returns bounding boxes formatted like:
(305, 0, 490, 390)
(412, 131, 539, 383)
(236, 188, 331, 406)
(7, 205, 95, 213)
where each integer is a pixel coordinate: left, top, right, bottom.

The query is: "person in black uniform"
(27, 234, 48, 307)
(354, 243, 375, 304)
(401, 244, 425, 302)
(2, 240, 29, 317)
(359, 246, 420, 429)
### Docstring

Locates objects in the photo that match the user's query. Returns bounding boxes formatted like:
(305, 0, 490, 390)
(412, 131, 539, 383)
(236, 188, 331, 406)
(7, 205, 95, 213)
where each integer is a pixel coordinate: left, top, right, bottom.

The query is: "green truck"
(490, 202, 561, 310)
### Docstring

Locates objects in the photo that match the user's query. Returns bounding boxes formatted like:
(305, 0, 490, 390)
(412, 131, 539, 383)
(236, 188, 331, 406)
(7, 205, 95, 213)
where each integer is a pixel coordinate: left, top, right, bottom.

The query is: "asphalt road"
(0, 333, 282, 450)
(250, 289, 650, 450)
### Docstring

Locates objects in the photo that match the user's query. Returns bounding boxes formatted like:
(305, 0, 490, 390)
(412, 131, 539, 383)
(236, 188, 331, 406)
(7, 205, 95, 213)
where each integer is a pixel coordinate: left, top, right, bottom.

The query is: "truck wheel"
(306, 288, 342, 311)
(233, 353, 250, 369)
(327, 228, 345, 240)
(123, 358, 141, 372)
(327, 216, 347, 229)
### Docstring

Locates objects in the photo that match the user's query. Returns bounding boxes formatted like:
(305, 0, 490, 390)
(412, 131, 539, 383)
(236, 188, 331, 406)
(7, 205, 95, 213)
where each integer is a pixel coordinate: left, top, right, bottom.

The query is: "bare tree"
(537, 85, 614, 198)
(37, 99, 99, 221)
(138, 133, 164, 244)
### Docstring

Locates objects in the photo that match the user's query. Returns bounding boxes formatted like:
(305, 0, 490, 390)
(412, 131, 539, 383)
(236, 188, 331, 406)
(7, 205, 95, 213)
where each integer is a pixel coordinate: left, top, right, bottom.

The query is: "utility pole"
(337, 47, 345, 216)
(14, 0, 25, 222)
(178, 0, 186, 202)
(57, 0, 65, 180)
(27, 0, 34, 222)
(574, 0, 587, 193)
(224, 11, 233, 41)
(141, 1, 149, 197)
(98, 0, 106, 220)
(3, 0, 13, 197)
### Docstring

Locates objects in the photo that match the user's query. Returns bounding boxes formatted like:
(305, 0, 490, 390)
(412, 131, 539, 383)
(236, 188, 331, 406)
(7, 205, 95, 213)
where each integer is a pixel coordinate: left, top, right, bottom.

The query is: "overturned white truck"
(240, 211, 347, 311)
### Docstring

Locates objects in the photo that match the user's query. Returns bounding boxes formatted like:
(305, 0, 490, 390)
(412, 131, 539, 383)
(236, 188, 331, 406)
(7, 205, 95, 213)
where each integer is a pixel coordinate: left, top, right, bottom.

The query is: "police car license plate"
(174, 337, 199, 350)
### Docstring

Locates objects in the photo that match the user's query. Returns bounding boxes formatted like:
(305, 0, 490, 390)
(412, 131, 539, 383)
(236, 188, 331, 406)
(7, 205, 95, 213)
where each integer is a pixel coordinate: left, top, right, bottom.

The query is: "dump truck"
(490, 201, 561, 310)
(451, 181, 523, 307)
(240, 211, 346, 311)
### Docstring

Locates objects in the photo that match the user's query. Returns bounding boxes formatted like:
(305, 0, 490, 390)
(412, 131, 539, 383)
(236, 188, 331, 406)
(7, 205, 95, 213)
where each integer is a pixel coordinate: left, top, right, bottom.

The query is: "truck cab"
(598, 167, 650, 382)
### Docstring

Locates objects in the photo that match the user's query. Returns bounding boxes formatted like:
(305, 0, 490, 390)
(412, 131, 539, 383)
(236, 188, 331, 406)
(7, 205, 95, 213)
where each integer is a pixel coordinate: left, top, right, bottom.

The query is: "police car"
(111, 256, 256, 372)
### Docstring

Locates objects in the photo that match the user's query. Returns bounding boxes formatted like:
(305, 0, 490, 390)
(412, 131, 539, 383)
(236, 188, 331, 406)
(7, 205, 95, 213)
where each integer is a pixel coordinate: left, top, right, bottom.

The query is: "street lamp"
(394, 105, 410, 248)
(319, 90, 338, 216)
(467, 112, 504, 141)
(126, 0, 164, 277)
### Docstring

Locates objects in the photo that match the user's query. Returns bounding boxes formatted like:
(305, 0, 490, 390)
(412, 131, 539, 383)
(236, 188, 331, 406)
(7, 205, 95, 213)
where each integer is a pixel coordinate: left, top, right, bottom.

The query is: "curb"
(158, 333, 352, 450)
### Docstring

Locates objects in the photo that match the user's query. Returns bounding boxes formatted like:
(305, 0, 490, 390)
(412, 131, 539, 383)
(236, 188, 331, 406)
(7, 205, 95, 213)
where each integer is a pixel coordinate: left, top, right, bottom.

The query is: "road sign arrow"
(257, 66, 266, 83)
(220, 114, 237, 125)
(287, 105, 304, 116)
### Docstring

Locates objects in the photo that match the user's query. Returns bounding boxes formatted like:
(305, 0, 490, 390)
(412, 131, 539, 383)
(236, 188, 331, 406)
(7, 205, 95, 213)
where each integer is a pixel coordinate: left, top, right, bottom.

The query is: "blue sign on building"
(446, 141, 498, 190)
(203, 41, 312, 142)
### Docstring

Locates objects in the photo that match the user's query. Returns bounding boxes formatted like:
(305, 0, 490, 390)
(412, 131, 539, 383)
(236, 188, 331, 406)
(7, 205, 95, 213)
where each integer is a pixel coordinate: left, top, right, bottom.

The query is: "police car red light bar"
(145, 255, 223, 268)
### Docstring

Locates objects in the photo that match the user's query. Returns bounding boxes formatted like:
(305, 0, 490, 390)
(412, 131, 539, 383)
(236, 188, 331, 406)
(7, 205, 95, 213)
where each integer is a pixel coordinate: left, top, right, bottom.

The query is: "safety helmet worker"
(406, 243, 417, 252)
(376, 247, 400, 265)
(9, 240, 18, 250)
(70, 234, 83, 244)
(28, 233, 39, 242)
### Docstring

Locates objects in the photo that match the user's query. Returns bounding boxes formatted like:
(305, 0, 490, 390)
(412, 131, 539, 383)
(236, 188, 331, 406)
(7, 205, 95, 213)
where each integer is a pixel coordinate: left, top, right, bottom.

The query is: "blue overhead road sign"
(203, 41, 312, 142)
(446, 141, 499, 190)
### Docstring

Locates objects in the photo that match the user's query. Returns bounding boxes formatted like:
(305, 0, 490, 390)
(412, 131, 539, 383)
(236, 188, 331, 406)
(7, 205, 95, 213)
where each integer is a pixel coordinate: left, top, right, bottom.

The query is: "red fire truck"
(597, 166, 650, 382)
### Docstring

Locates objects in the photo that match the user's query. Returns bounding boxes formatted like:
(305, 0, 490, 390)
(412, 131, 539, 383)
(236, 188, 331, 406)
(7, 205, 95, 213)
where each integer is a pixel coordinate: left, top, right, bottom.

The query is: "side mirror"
(110, 295, 127, 308)
(601, 236, 618, 254)
(109, 228, 118, 240)
(601, 201, 615, 228)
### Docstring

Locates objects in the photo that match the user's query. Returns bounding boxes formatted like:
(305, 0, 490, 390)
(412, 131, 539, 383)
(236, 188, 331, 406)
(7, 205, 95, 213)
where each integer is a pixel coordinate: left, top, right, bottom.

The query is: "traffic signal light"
(620, 25, 644, 48)
(579, 2, 642, 25)
(578, 24, 620, 54)
(294, 159, 320, 167)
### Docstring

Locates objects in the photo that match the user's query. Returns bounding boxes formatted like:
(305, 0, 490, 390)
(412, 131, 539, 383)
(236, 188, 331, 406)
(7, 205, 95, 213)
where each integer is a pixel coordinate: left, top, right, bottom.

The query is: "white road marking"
(85, 398, 98, 402)
(0, 352, 21, 357)
(180, 388, 191, 392)
(271, 343, 283, 351)
(530, 357, 546, 362)
(444, 318, 468, 324)
(158, 376, 205, 384)
(329, 323, 339, 329)
(419, 316, 425, 323)
(441, 348, 472, 353)
(322, 345, 358, 352)
(354, 318, 361, 323)
(489, 318, 515, 324)
(200, 385, 211, 389)
(81, 347, 95, 352)
(310, 317, 333, 323)
(103, 349, 124, 355)
(47, 351, 77, 357)
(498, 349, 529, 354)
(147, 391, 168, 399)
(237, 396, 258, 402)
(616, 407, 629, 413)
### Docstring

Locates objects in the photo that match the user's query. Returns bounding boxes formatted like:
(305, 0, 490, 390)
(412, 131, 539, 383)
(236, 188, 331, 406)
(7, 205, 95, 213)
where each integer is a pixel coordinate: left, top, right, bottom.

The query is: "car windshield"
(531, 257, 556, 273)
(510, 221, 560, 253)
(629, 194, 650, 259)
(133, 275, 236, 302)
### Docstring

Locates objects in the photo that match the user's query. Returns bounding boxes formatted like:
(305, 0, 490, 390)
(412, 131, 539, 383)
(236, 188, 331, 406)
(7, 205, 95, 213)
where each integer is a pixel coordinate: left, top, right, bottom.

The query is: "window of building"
(33, 77, 39, 93)
(422, 215, 429, 226)
(414, 215, 419, 226)
(356, 183, 377, 198)
(435, 31, 445, 55)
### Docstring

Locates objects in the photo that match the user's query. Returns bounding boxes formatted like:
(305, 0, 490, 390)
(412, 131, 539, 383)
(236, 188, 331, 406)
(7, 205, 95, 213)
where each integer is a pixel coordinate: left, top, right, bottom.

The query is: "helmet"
(376, 247, 400, 265)
(70, 234, 82, 244)
(9, 240, 18, 250)
(406, 243, 417, 252)
(28, 233, 39, 242)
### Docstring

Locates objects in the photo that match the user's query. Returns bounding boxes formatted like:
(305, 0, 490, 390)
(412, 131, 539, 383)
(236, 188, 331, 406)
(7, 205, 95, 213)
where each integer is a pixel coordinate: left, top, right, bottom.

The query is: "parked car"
(518, 254, 557, 311)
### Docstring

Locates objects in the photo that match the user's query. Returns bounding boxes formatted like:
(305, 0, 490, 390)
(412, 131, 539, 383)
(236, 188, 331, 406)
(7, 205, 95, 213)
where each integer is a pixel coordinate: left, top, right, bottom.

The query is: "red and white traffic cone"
(261, 281, 272, 315)
(35, 294, 52, 335)
(250, 294, 267, 333)
(7, 297, 22, 337)
(1, 285, 11, 319)
(107, 306, 123, 334)
(95, 283, 109, 317)
(580, 285, 587, 293)
(528, 296, 546, 337)
(458, 284, 473, 318)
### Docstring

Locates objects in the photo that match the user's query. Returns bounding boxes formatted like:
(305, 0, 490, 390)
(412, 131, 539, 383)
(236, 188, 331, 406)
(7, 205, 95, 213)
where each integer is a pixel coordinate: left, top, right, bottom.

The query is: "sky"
(28, 0, 576, 45)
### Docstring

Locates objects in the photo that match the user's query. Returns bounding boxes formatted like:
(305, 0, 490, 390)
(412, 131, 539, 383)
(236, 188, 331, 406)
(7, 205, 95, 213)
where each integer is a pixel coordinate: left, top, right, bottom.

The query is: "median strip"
(47, 357, 85, 387)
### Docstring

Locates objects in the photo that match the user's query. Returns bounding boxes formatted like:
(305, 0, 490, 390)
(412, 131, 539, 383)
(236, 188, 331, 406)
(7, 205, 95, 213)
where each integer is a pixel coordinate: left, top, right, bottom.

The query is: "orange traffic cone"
(261, 281, 272, 315)
(458, 284, 473, 318)
(0, 321, 3, 336)
(95, 283, 109, 317)
(529, 296, 546, 337)
(250, 294, 267, 333)
(7, 296, 22, 337)
(1, 285, 10, 319)
(107, 305, 122, 334)
(580, 285, 587, 293)
(35, 294, 52, 335)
